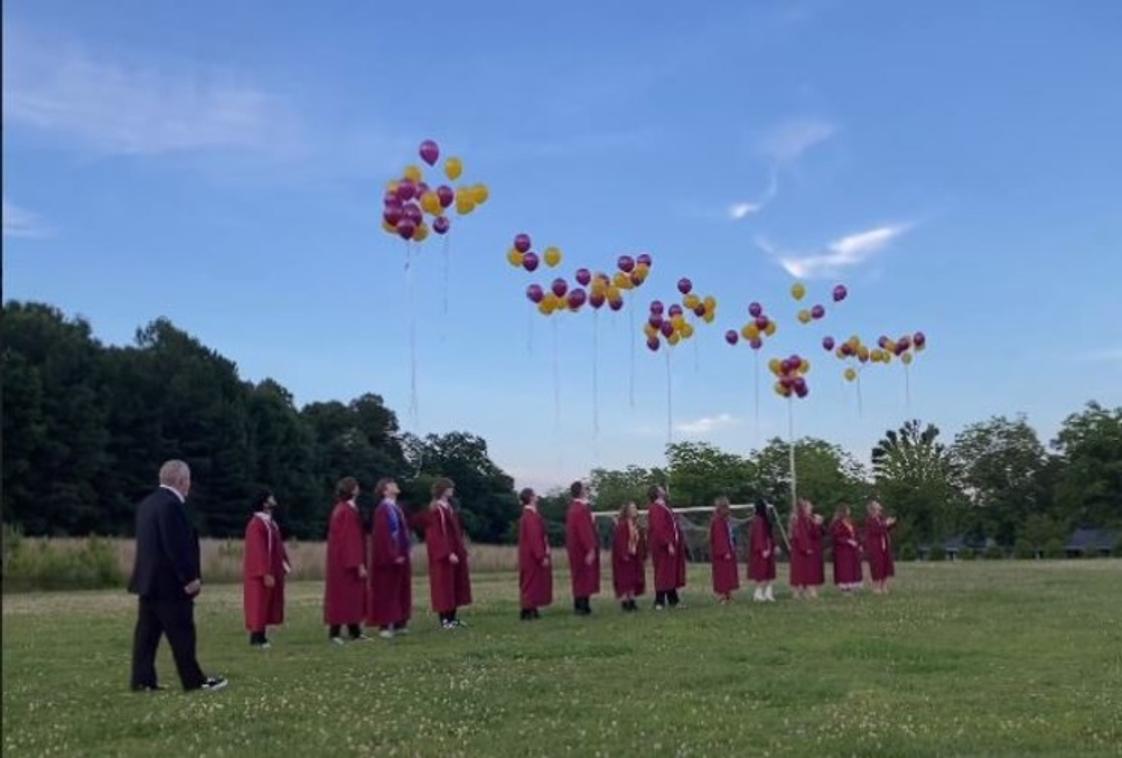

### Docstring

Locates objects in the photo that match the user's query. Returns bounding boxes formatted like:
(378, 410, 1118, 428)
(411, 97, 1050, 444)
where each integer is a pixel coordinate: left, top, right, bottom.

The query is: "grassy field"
(3, 561, 1121, 757)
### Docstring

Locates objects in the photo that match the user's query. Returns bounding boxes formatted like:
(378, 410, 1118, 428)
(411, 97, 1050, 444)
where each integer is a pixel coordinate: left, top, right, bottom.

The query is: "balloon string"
(753, 350, 760, 446)
(665, 348, 673, 447)
(527, 308, 534, 355)
(552, 319, 560, 432)
(441, 235, 450, 317)
(405, 242, 419, 427)
(593, 310, 600, 437)
(904, 363, 911, 416)
(629, 294, 636, 409)
(787, 397, 797, 515)
(693, 333, 700, 372)
(857, 372, 864, 418)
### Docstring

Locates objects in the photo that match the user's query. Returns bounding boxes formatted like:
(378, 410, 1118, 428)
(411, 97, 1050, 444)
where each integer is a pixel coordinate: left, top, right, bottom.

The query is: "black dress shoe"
(201, 677, 228, 692)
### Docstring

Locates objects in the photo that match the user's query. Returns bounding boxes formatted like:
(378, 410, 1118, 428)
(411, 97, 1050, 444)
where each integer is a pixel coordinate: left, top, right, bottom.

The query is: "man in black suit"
(128, 460, 227, 692)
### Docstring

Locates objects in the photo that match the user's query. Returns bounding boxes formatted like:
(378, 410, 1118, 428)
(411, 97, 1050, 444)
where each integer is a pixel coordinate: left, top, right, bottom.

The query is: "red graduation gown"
(518, 507, 553, 609)
(790, 514, 824, 587)
(831, 518, 863, 586)
(243, 513, 287, 631)
(709, 515, 740, 594)
(419, 503, 473, 614)
(565, 500, 601, 597)
(324, 501, 366, 625)
(865, 515, 896, 581)
(367, 500, 412, 627)
(748, 516, 777, 581)
(611, 519, 646, 598)
(648, 500, 686, 592)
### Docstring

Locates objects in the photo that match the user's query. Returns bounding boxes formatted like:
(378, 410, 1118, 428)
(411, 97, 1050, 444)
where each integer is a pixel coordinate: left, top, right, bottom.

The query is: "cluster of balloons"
(791, 281, 846, 325)
(642, 278, 716, 352)
(381, 140, 489, 242)
(769, 353, 811, 398)
(724, 301, 778, 350)
(523, 253, 654, 316)
(825, 330, 927, 381)
(506, 233, 563, 271)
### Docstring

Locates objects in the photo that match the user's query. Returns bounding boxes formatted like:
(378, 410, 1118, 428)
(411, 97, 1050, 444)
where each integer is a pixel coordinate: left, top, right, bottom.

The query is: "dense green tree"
(666, 442, 755, 508)
(752, 437, 870, 519)
(1051, 402, 1122, 529)
(589, 465, 666, 513)
(872, 420, 963, 545)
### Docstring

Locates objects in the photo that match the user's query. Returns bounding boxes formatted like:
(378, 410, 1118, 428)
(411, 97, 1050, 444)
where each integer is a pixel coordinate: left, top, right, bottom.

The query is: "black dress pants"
(130, 597, 206, 691)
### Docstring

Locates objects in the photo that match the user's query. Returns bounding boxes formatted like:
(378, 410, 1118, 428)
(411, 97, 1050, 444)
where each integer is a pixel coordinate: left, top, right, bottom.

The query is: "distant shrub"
(958, 547, 976, 561)
(983, 545, 1005, 560)
(928, 547, 946, 562)
(1043, 539, 1066, 559)
(898, 544, 917, 562)
(1013, 539, 1036, 560)
(3, 535, 123, 592)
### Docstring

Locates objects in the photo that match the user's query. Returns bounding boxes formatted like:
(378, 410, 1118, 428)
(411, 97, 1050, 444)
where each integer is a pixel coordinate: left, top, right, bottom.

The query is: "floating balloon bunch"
(506, 232, 563, 272)
(381, 140, 489, 243)
(641, 278, 717, 352)
(792, 281, 846, 324)
(724, 300, 778, 351)
(769, 353, 811, 399)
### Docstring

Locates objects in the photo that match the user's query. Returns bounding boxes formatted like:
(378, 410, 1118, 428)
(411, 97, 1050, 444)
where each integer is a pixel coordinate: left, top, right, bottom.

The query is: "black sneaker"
(201, 677, 228, 692)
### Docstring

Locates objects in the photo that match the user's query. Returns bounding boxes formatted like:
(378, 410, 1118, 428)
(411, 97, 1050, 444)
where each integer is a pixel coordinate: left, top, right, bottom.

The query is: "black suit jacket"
(128, 487, 201, 602)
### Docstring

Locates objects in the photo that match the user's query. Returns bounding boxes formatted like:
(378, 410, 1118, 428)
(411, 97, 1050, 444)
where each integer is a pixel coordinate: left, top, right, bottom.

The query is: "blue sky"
(4, 0, 1121, 491)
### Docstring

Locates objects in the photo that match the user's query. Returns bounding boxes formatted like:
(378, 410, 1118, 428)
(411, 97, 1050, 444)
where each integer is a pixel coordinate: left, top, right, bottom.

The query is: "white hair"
(158, 459, 191, 487)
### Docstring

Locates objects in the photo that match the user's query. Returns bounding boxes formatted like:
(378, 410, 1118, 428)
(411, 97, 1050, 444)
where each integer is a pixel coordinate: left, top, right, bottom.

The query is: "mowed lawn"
(4, 561, 1121, 757)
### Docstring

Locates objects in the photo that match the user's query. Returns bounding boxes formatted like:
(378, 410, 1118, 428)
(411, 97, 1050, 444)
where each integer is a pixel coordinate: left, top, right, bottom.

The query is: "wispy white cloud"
(675, 413, 739, 435)
(757, 223, 912, 279)
(728, 167, 779, 220)
(2, 198, 51, 239)
(758, 119, 836, 163)
(2, 26, 301, 156)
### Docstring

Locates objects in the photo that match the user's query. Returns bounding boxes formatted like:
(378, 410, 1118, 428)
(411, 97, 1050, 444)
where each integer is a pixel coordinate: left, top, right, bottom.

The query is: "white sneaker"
(765, 588, 776, 602)
(395, 627, 410, 636)
(330, 636, 346, 646)
(441, 620, 457, 631)
(752, 590, 763, 602)
(379, 630, 394, 640)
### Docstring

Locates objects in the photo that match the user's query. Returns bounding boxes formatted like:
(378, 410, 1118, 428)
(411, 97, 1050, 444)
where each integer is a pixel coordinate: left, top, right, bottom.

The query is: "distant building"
(1064, 528, 1119, 558)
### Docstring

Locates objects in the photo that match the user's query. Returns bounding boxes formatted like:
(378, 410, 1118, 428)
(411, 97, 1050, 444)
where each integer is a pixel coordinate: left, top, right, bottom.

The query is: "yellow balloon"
(456, 196, 475, 215)
(902, 352, 914, 365)
(644, 323, 658, 339)
(404, 164, 423, 183)
(544, 246, 562, 268)
(634, 263, 650, 279)
(741, 325, 754, 341)
(543, 293, 559, 309)
(421, 191, 442, 215)
(684, 294, 701, 310)
(667, 332, 681, 346)
(413, 222, 429, 242)
(671, 315, 686, 330)
(857, 346, 870, 363)
(769, 358, 782, 375)
(538, 302, 551, 316)
(791, 282, 806, 301)
(507, 248, 523, 267)
(883, 352, 893, 364)
(745, 323, 760, 340)
(774, 382, 787, 396)
(844, 368, 857, 382)
(703, 296, 716, 310)
(472, 183, 489, 204)
(681, 323, 695, 339)
(607, 286, 621, 301)
(444, 157, 463, 181)
(386, 180, 400, 193)
(702, 311, 715, 324)
(799, 358, 810, 374)
(591, 280, 607, 297)
(848, 335, 861, 348)
(797, 309, 812, 324)
(765, 321, 777, 337)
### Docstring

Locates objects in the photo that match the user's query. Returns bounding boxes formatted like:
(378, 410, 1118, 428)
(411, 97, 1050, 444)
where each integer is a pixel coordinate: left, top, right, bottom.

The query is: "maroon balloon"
(822, 336, 835, 351)
(551, 278, 568, 298)
(841, 343, 853, 357)
(419, 139, 439, 166)
(725, 330, 739, 345)
(637, 253, 653, 268)
(526, 284, 544, 303)
(567, 288, 587, 310)
(647, 337, 661, 352)
(877, 335, 890, 349)
(403, 203, 423, 225)
(522, 252, 540, 272)
(793, 377, 807, 392)
(677, 278, 693, 295)
(514, 233, 532, 253)
(415, 182, 430, 200)
(609, 298, 624, 312)
(649, 314, 664, 329)
(796, 385, 809, 399)
(576, 268, 592, 286)
(630, 271, 644, 286)
(433, 216, 450, 235)
(396, 180, 416, 202)
(589, 292, 606, 309)
(436, 185, 454, 208)
(660, 321, 675, 338)
(693, 305, 706, 317)
(780, 375, 795, 390)
(668, 304, 684, 318)
(383, 205, 403, 226)
(396, 219, 416, 240)
(832, 284, 848, 303)
(895, 343, 908, 356)
(898, 335, 912, 350)
(617, 255, 635, 273)
(748, 301, 763, 318)
(650, 300, 665, 316)
(913, 331, 927, 347)
(811, 304, 825, 320)
(755, 315, 769, 330)
(750, 338, 763, 350)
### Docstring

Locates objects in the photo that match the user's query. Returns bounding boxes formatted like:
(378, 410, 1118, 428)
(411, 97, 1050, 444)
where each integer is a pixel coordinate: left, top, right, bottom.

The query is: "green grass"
(4, 561, 1122, 756)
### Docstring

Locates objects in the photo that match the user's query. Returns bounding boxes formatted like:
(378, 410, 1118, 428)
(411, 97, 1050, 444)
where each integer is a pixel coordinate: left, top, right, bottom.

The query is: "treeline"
(1, 302, 518, 541)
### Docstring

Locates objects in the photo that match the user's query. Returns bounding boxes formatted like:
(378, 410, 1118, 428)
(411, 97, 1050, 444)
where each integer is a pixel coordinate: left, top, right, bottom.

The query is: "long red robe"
(418, 502, 472, 614)
(611, 518, 646, 598)
(648, 500, 686, 592)
(748, 515, 777, 581)
(518, 506, 553, 609)
(709, 514, 740, 595)
(367, 499, 412, 627)
(324, 501, 366, 625)
(243, 513, 288, 631)
(790, 514, 825, 587)
(809, 516, 826, 586)
(831, 518, 863, 586)
(565, 499, 601, 597)
(865, 515, 896, 581)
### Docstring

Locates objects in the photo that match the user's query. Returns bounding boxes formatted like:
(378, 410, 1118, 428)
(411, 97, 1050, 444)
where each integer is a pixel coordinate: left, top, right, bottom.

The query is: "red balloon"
(755, 315, 769, 330)
(551, 278, 568, 298)
(567, 288, 587, 309)
(637, 253, 652, 268)
(396, 219, 416, 240)
(795, 385, 809, 398)
(419, 139, 439, 166)
(514, 233, 532, 253)
(914, 331, 927, 347)
(668, 304, 683, 318)
(617, 255, 635, 273)
(811, 304, 825, 320)
(589, 293, 606, 309)
(609, 298, 624, 312)
(878, 335, 890, 348)
(750, 338, 763, 350)
(841, 343, 853, 357)
(780, 375, 795, 390)
(403, 203, 422, 225)
(576, 268, 592, 286)
(383, 206, 403, 226)
(648, 314, 664, 329)
(522, 252, 540, 272)
(436, 185, 454, 208)
(832, 284, 848, 302)
(677, 278, 693, 295)
(415, 182, 430, 200)
(396, 180, 416, 202)
(433, 216, 450, 235)
(526, 284, 544, 303)
(630, 271, 644, 286)
(822, 336, 835, 351)
(692, 305, 706, 317)
(647, 337, 661, 352)
(725, 330, 739, 345)
(748, 302, 763, 318)
(660, 321, 674, 338)
(898, 335, 912, 350)
(650, 300, 665, 316)
(793, 377, 807, 393)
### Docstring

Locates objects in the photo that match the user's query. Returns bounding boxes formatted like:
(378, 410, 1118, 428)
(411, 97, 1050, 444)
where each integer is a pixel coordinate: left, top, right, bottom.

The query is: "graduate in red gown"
(565, 481, 600, 616)
(324, 477, 368, 643)
(417, 478, 472, 629)
(517, 488, 552, 620)
(709, 496, 740, 604)
(611, 501, 645, 612)
(748, 499, 777, 602)
(830, 504, 863, 593)
(647, 485, 686, 610)
(864, 500, 898, 594)
(789, 499, 825, 599)
(366, 478, 412, 638)
(243, 489, 290, 648)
